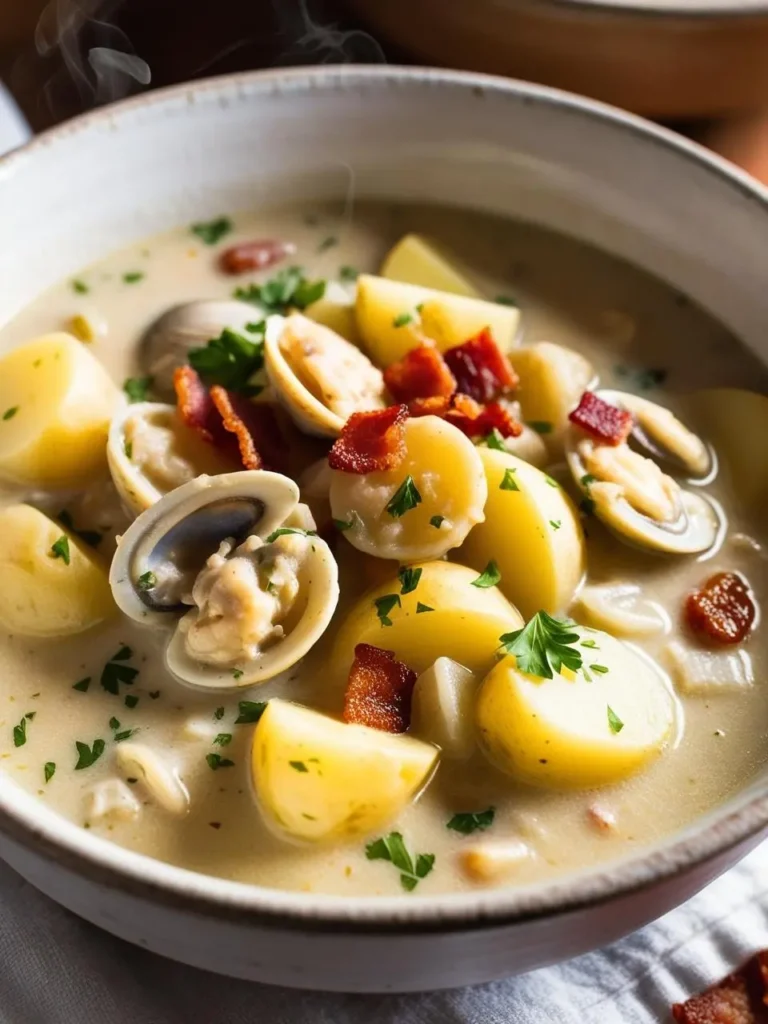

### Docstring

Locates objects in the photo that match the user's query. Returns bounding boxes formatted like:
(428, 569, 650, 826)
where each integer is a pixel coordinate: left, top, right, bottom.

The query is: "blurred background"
(1, 0, 768, 180)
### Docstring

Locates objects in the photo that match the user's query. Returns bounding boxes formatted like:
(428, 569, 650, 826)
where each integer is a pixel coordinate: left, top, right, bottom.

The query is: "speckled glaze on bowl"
(1, 67, 768, 993)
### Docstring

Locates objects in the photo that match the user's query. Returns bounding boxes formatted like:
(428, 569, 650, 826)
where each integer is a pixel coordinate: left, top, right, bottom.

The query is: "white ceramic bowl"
(1, 67, 768, 994)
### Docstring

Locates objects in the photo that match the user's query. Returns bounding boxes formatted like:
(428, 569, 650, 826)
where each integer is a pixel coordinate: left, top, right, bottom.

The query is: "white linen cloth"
(1, 842, 767, 1024)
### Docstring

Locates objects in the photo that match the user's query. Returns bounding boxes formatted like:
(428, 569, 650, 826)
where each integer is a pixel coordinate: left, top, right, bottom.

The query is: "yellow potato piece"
(380, 234, 479, 297)
(251, 699, 439, 842)
(0, 504, 114, 636)
(512, 342, 595, 442)
(476, 627, 677, 788)
(0, 333, 120, 488)
(355, 275, 520, 365)
(329, 415, 487, 562)
(303, 281, 359, 342)
(330, 560, 523, 679)
(462, 449, 586, 619)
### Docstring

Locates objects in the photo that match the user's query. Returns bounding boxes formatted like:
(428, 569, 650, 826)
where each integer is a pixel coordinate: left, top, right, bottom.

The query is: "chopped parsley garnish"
(529, 421, 553, 435)
(333, 517, 355, 532)
(72, 677, 91, 692)
(124, 695, 139, 709)
(12, 716, 29, 747)
(581, 474, 597, 489)
(483, 428, 506, 451)
(580, 639, 599, 650)
(109, 717, 120, 731)
(2, 406, 18, 421)
(471, 561, 501, 588)
(265, 527, 317, 544)
(137, 571, 156, 592)
(123, 376, 153, 403)
(339, 265, 359, 282)
(392, 311, 414, 328)
(499, 611, 583, 679)
(206, 753, 234, 770)
(100, 646, 138, 695)
(232, 669, 244, 681)
(607, 706, 624, 734)
(44, 762, 56, 783)
(318, 235, 338, 252)
(188, 326, 264, 391)
(544, 475, 559, 488)
(191, 216, 232, 245)
(365, 832, 435, 892)
(123, 271, 144, 284)
(495, 295, 518, 307)
(290, 760, 309, 772)
(214, 706, 225, 721)
(234, 266, 325, 313)
(446, 807, 495, 835)
(75, 738, 106, 770)
(235, 700, 267, 725)
(591, 664, 609, 674)
(385, 475, 422, 518)
(500, 468, 519, 491)
(124, 440, 133, 460)
(398, 566, 422, 595)
(50, 536, 70, 565)
(114, 729, 137, 742)
(58, 510, 101, 548)
(416, 602, 434, 614)
(549, 520, 562, 531)
(375, 594, 401, 627)
(429, 515, 445, 529)
(71, 279, 89, 294)
(213, 733, 232, 747)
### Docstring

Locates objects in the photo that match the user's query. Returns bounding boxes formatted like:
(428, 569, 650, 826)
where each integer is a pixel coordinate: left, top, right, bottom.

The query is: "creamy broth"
(0, 201, 766, 897)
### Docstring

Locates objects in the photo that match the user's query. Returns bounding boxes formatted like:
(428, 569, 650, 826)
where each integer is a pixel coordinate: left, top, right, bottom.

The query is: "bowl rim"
(525, 0, 768, 19)
(2, 63, 768, 932)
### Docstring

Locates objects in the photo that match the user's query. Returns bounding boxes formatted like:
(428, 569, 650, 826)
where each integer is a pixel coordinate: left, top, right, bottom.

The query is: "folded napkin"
(1, 841, 767, 1024)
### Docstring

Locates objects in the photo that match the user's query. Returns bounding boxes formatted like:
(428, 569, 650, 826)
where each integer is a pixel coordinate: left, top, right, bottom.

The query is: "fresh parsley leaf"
(206, 753, 234, 770)
(234, 266, 325, 314)
(114, 729, 137, 742)
(392, 311, 413, 328)
(71, 279, 89, 294)
(50, 536, 70, 565)
(100, 647, 138, 695)
(137, 571, 156, 592)
(123, 271, 144, 284)
(2, 406, 18, 421)
(75, 738, 106, 770)
(333, 517, 355, 532)
(214, 706, 225, 721)
(483, 428, 506, 451)
(235, 700, 267, 725)
(265, 527, 317, 543)
(386, 476, 422, 518)
(581, 474, 597, 489)
(12, 717, 28, 747)
(416, 602, 434, 614)
(591, 664, 609, 674)
(375, 594, 401, 627)
(499, 611, 583, 679)
(318, 235, 338, 252)
(72, 677, 91, 692)
(471, 561, 501, 588)
(123, 376, 153, 402)
(112, 645, 133, 661)
(339, 265, 359, 282)
(124, 695, 139, 709)
(549, 520, 562, 531)
(580, 639, 599, 650)
(109, 717, 121, 731)
(495, 295, 518, 306)
(500, 468, 519, 491)
(188, 326, 264, 390)
(44, 762, 56, 783)
(398, 566, 422, 595)
(365, 832, 435, 891)
(232, 668, 244, 681)
(429, 515, 445, 529)
(214, 733, 232, 747)
(446, 807, 496, 835)
(529, 421, 553, 435)
(289, 760, 309, 772)
(607, 705, 624, 734)
(191, 216, 232, 245)
(124, 439, 133, 460)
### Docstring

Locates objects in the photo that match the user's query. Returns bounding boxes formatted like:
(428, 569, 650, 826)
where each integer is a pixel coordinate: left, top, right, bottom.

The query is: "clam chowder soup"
(0, 202, 767, 896)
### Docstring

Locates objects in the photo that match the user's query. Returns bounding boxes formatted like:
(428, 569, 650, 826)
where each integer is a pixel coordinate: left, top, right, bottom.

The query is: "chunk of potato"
(380, 234, 479, 297)
(512, 342, 595, 443)
(477, 626, 676, 788)
(461, 449, 586, 619)
(330, 560, 523, 679)
(355, 275, 520, 365)
(0, 504, 114, 636)
(251, 698, 439, 842)
(0, 333, 121, 488)
(329, 415, 487, 563)
(303, 280, 359, 342)
(411, 657, 478, 759)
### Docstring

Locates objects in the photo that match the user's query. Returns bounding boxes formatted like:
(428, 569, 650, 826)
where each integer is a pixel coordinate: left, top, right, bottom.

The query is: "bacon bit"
(586, 803, 616, 833)
(174, 366, 228, 446)
(328, 405, 409, 474)
(218, 239, 296, 275)
(672, 951, 768, 1022)
(210, 386, 285, 472)
(568, 391, 634, 446)
(442, 329, 518, 403)
(383, 344, 457, 403)
(409, 393, 522, 439)
(343, 643, 417, 733)
(685, 572, 757, 645)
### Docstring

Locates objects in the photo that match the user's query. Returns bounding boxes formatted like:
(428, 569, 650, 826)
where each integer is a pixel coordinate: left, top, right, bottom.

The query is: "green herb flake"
(339, 265, 359, 282)
(234, 266, 325, 314)
(398, 566, 422, 595)
(549, 520, 562, 531)
(365, 832, 435, 892)
(137, 571, 156, 592)
(206, 753, 234, 771)
(124, 694, 139, 709)
(393, 311, 413, 328)
(500, 468, 519, 491)
(232, 668, 244, 681)
(44, 762, 56, 783)
(214, 706, 225, 721)
(123, 271, 144, 285)
(265, 527, 316, 544)
(446, 807, 495, 835)
(149, 691, 160, 700)
(429, 515, 445, 529)
(100, 647, 139, 695)
(580, 639, 599, 650)
(71, 279, 89, 294)
(12, 716, 28, 747)
(213, 733, 232, 747)
(471, 561, 501, 589)
(544, 475, 559, 488)
(495, 295, 518, 307)
(318, 235, 338, 252)
(191, 216, 232, 245)
(290, 760, 309, 772)
(581, 474, 597, 489)
(385, 475, 422, 519)
(50, 536, 70, 565)
(375, 594, 401, 627)
(72, 677, 91, 692)
(416, 602, 434, 614)
(499, 611, 583, 679)
(591, 664, 610, 674)
(2, 406, 18, 421)
(607, 705, 624, 734)
(235, 700, 268, 725)
(124, 439, 133, 460)
(123, 376, 153, 403)
(74, 738, 106, 770)
(109, 717, 120, 731)
(529, 421, 553, 435)
(188, 326, 264, 391)
(482, 428, 506, 451)
(114, 729, 137, 743)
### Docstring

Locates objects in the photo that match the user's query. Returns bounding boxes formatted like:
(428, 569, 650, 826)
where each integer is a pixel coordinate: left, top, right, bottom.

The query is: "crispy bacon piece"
(218, 239, 296, 275)
(568, 391, 634, 446)
(672, 951, 768, 1022)
(328, 405, 409, 474)
(685, 571, 756, 645)
(383, 344, 457, 403)
(343, 643, 418, 733)
(174, 366, 229, 446)
(210, 386, 276, 470)
(409, 393, 522, 439)
(442, 329, 518, 403)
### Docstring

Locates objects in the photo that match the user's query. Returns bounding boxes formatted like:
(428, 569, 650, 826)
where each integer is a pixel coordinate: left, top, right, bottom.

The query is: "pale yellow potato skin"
(380, 234, 479, 297)
(0, 333, 120, 488)
(355, 275, 520, 365)
(330, 560, 523, 679)
(512, 342, 595, 443)
(476, 629, 677, 789)
(251, 699, 439, 843)
(0, 504, 114, 637)
(462, 449, 586, 619)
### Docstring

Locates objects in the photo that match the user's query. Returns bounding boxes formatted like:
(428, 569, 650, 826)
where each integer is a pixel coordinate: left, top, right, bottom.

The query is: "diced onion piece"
(664, 640, 754, 694)
(85, 779, 141, 822)
(411, 657, 478, 759)
(115, 742, 190, 815)
(459, 839, 532, 883)
(380, 234, 479, 297)
(574, 583, 669, 638)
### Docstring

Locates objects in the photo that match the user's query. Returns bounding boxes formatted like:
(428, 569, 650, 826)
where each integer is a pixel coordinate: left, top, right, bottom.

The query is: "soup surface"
(0, 201, 766, 897)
